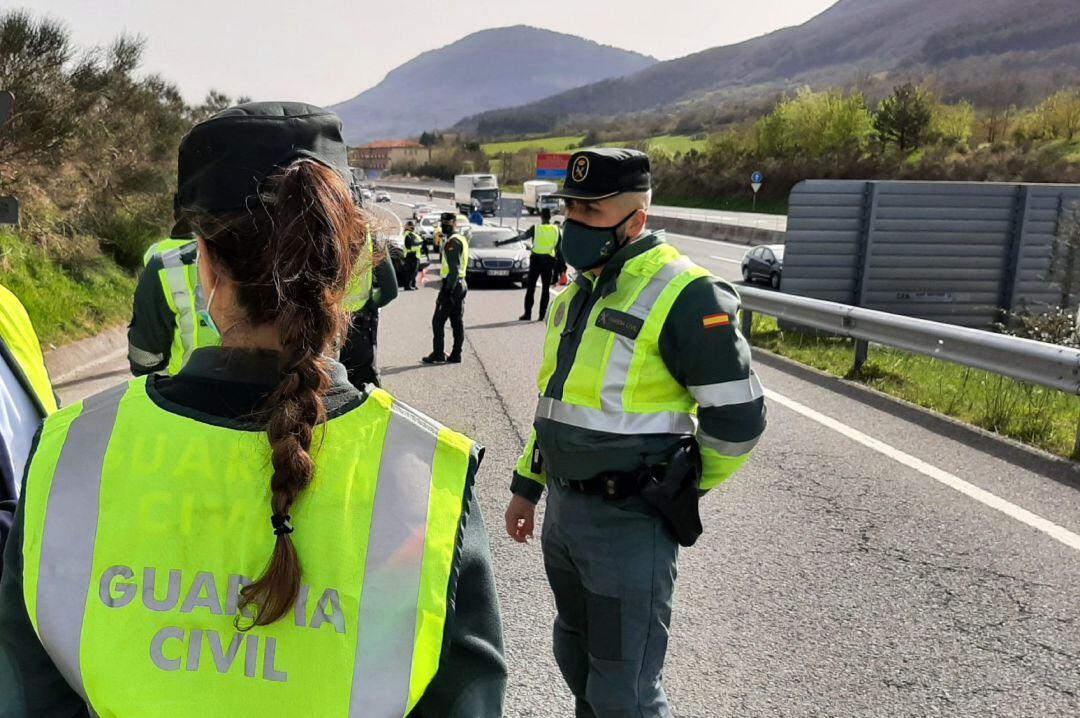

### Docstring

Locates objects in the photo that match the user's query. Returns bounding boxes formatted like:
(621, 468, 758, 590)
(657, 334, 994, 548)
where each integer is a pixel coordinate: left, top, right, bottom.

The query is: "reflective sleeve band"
(127, 344, 165, 369)
(536, 396, 696, 435)
(698, 443, 753, 491)
(697, 432, 761, 458)
(688, 371, 764, 409)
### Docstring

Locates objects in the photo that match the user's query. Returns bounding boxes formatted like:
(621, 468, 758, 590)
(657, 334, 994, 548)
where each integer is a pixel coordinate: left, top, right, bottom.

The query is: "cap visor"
(549, 188, 620, 201)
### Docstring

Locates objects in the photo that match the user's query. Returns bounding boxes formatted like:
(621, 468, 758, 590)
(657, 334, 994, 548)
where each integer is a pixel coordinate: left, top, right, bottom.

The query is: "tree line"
(0, 11, 246, 271)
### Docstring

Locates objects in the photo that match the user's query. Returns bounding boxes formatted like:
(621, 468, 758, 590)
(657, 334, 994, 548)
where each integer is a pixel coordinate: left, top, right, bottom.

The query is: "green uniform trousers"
(542, 479, 678, 718)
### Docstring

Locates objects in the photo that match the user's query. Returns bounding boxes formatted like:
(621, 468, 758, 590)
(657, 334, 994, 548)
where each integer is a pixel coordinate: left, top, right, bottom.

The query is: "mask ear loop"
(611, 208, 643, 253)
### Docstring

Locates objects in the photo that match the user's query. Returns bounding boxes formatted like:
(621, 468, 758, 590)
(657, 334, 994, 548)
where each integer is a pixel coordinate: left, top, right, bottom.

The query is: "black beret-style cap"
(176, 101, 351, 215)
(550, 147, 651, 201)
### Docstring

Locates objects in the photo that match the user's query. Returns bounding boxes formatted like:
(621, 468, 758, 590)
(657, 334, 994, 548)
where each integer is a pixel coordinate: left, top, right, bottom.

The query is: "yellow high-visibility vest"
(439, 234, 469, 279)
(143, 241, 221, 375)
(531, 225, 559, 257)
(20, 378, 475, 716)
(0, 284, 57, 415)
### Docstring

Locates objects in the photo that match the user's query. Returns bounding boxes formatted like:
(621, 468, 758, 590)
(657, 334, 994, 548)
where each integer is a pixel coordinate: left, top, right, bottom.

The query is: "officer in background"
(0, 284, 57, 567)
(422, 212, 468, 364)
(403, 220, 423, 290)
(0, 101, 505, 716)
(340, 237, 398, 387)
(504, 149, 767, 718)
(516, 208, 562, 321)
(128, 215, 220, 375)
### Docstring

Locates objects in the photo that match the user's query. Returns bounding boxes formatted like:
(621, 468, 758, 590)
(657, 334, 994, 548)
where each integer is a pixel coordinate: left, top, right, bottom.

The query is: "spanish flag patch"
(702, 313, 731, 329)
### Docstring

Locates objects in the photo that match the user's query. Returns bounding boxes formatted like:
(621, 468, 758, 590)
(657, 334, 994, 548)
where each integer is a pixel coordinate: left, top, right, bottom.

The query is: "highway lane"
(378, 180, 788, 231)
(52, 201, 1080, 716)
(386, 191, 764, 283)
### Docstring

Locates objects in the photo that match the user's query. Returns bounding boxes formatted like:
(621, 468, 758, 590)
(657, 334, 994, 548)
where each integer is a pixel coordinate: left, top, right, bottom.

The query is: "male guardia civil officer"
(504, 148, 767, 718)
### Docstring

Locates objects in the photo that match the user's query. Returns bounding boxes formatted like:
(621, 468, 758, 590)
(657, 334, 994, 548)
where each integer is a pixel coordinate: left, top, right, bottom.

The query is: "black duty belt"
(555, 469, 659, 500)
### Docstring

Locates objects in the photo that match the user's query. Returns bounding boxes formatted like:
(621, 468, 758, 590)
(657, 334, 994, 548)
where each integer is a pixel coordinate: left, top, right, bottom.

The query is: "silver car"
(464, 226, 530, 285)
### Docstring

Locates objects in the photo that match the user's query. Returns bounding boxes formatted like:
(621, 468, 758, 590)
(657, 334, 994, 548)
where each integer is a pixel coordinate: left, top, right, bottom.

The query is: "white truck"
(454, 174, 500, 216)
(523, 180, 561, 215)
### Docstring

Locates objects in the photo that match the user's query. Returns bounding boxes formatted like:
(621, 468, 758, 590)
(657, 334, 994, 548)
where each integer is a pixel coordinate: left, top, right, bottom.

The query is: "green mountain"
(461, 0, 1080, 135)
(329, 26, 655, 145)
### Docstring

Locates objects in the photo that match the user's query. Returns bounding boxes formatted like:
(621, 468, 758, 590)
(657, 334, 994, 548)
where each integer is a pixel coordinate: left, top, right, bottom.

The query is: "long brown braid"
(189, 160, 369, 626)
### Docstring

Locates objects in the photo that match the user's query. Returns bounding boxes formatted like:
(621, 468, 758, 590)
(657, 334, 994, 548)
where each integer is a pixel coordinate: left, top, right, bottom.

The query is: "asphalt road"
(379, 180, 788, 232)
(57, 200, 1080, 716)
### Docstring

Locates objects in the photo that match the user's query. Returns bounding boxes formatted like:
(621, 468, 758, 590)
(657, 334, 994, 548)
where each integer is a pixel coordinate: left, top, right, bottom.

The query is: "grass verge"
(750, 315, 1079, 459)
(0, 230, 135, 348)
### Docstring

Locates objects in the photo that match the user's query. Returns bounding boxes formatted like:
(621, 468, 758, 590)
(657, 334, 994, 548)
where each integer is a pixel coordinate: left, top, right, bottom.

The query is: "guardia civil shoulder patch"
(702, 313, 731, 329)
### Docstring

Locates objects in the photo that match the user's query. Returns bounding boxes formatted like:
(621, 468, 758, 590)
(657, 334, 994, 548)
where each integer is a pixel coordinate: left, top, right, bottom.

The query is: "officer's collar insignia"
(572, 156, 589, 183)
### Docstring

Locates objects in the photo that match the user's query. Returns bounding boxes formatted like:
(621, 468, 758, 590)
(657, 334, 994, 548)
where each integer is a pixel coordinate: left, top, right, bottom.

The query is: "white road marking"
(710, 255, 743, 265)
(765, 388, 1080, 553)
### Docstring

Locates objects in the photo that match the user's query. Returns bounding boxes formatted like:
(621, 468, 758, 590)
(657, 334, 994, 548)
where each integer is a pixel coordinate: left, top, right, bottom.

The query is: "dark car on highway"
(741, 244, 784, 289)
(464, 226, 530, 286)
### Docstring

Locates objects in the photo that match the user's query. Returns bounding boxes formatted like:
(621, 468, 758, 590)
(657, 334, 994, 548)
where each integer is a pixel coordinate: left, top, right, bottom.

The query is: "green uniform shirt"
(511, 232, 767, 502)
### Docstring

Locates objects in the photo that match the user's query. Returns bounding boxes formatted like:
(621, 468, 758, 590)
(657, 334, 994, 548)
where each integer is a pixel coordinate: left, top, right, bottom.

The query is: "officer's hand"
(505, 494, 536, 543)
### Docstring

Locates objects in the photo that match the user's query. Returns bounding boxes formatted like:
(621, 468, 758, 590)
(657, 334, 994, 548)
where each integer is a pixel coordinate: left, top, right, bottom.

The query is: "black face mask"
(561, 210, 639, 271)
(441, 223, 455, 235)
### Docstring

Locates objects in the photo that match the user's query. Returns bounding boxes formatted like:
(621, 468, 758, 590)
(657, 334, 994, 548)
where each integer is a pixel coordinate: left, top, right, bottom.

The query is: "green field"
(750, 315, 1079, 458)
(481, 136, 584, 155)
(0, 231, 135, 347)
(601, 134, 709, 154)
(482, 134, 708, 157)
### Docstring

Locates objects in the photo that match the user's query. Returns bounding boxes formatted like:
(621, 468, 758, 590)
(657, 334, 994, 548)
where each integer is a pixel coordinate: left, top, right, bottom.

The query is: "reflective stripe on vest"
(158, 248, 202, 374)
(143, 238, 191, 268)
(439, 235, 468, 278)
(536, 241, 709, 436)
(532, 224, 558, 257)
(21, 379, 472, 715)
(0, 283, 57, 415)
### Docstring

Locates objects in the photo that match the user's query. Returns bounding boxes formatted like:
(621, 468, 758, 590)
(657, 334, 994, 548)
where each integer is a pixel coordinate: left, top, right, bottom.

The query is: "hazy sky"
(21, 0, 838, 106)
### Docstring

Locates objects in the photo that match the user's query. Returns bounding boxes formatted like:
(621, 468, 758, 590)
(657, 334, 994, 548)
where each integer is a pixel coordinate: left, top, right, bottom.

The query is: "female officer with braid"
(0, 102, 506, 717)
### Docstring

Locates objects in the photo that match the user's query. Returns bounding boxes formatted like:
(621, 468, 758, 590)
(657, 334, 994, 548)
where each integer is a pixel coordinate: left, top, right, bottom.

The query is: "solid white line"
(764, 388, 1080, 553)
(710, 255, 743, 265)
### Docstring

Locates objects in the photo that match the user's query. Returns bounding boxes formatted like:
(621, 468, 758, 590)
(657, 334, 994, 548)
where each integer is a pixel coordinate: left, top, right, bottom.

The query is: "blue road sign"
(751, 171, 764, 184)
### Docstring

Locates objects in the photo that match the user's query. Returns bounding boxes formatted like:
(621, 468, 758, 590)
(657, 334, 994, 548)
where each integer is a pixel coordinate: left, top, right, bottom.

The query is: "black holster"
(640, 440, 703, 547)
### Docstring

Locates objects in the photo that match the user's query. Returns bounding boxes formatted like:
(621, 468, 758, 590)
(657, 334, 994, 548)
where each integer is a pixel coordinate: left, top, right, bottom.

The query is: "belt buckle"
(604, 477, 618, 498)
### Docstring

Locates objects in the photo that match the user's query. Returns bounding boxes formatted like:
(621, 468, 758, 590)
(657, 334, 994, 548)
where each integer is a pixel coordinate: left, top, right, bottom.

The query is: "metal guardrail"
(738, 285, 1080, 396)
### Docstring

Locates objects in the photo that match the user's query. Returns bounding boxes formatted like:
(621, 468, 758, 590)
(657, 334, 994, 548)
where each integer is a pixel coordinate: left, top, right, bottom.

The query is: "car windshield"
(468, 230, 520, 249)
(472, 189, 499, 201)
(420, 217, 438, 226)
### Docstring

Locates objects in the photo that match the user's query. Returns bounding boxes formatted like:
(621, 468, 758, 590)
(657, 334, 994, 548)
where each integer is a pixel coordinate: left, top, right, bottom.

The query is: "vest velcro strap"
(535, 396, 696, 435)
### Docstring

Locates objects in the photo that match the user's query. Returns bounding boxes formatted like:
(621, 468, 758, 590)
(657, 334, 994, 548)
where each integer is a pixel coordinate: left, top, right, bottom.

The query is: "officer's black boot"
(422, 352, 447, 364)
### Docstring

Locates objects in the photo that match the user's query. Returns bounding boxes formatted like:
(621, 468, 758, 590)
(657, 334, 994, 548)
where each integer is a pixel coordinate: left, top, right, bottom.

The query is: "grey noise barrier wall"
(781, 180, 1080, 329)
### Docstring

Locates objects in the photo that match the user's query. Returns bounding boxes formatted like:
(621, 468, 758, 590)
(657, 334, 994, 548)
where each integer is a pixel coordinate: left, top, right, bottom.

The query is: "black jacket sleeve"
(127, 257, 175, 376)
(409, 452, 506, 717)
(0, 429, 89, 717)
(658, 276, 766, 490)
(370, 253, 399, 310)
